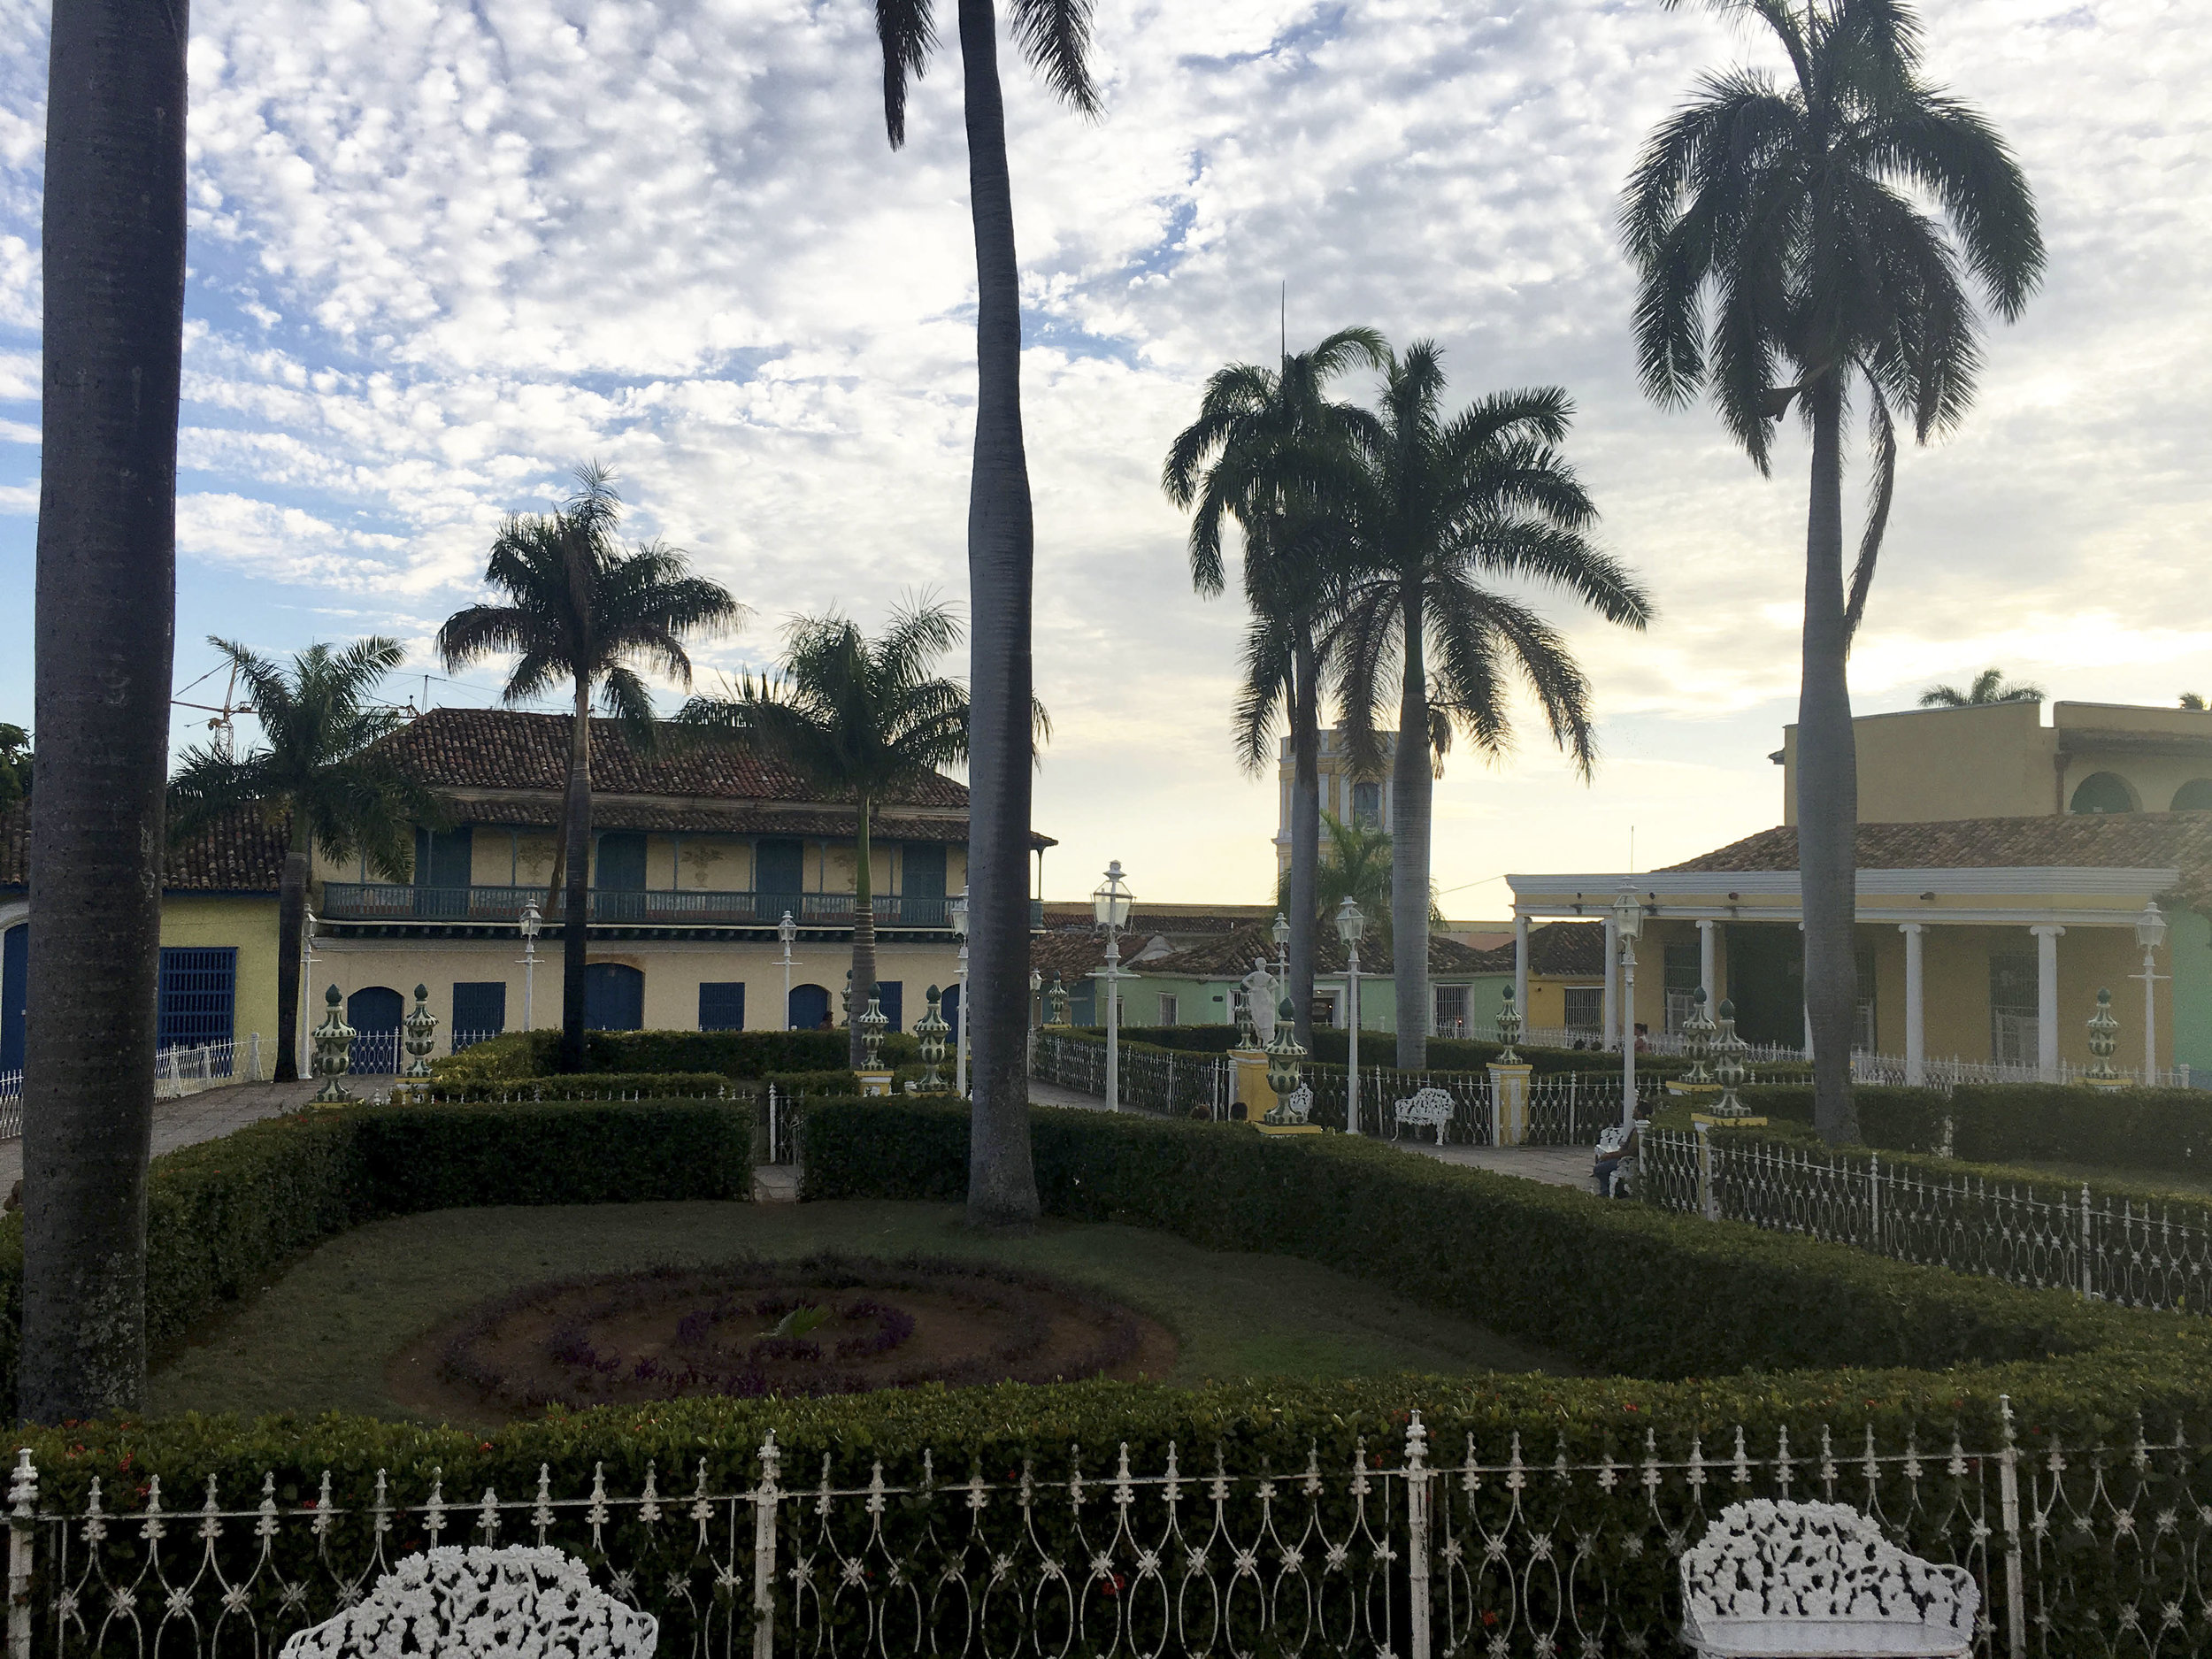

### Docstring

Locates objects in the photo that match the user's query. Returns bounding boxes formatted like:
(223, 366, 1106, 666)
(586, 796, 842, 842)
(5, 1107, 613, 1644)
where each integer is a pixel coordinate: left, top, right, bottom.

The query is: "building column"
(2031, 924, 2065, 1080)
(1899, 923, 1926, 1087)
(1601, 914, 1619, 1050)
(1513, 913, 1530, 1028)
(1697, 918, 1717, 1010)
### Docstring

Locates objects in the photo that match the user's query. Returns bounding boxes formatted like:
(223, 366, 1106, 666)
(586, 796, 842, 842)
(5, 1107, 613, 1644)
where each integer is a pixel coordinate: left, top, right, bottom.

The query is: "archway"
(788, 982, 831, 1032)
(584, 963, 644, 1031)
(347, 986, 405, 1074)
(1, 923, 25, 1074)
(2070, 772, 2138, 815)
(2173, 780, 2212, 811)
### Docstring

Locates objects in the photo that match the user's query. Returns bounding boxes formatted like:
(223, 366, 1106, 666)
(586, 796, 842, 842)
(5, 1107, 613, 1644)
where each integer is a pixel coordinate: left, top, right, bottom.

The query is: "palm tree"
(1918, 668, 2043, 707)
(437, 466, 742, 1072)
(167, 639, 442, 1082)
(0, 724, 28, 810)
(870, 0, 1100, 1231)
(1163, 326, 1386, 1046)
(1624, 0, 2041, 1142)
(1333, 343, 1654, 1071)
(1276, 808, 1441, 963)
(22, 0, 191, 1421)
(680, 597, 973, 1069)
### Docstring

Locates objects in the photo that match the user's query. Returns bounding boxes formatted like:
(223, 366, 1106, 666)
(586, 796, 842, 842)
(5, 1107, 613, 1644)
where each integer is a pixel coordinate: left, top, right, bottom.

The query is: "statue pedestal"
(1488, 1064, 1532, 1146)
(2084, 1077, 2126, 1093)
(1667, 1080, 1722, 1102)
(856, 1070, 893, 1098)
(1229, 1047, 1276, 1122)
(1691, 1112, 1768, 1128)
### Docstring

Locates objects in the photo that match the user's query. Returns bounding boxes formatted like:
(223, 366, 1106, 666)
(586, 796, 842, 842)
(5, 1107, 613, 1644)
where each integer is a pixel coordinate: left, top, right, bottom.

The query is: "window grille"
(157, 947, 236, 1049)
(699, 982, 746, 1031)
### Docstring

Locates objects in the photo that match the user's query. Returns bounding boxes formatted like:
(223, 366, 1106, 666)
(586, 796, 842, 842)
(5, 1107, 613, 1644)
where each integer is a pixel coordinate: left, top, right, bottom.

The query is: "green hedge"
(1074, 1023, 1812, 1082)
(406, 1071, 733, 1102)
(1725, 1084, 1954, 1153)
(800, 1100, 2133, 1381)
(1945, 1083, 2212, 1171)
(433, 1029, 920, 1086)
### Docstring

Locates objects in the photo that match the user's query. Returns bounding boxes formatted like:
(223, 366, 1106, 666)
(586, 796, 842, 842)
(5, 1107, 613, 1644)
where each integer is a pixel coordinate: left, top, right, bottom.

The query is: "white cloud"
(4, 0, 2209, 902)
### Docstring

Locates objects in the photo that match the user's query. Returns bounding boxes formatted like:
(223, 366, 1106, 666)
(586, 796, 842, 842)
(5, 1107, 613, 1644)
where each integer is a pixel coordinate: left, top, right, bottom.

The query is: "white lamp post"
(950, 886, 971, 1097)
(1612, 879, 1644, 1129)
(518, 902, 541, 1033)
(1026, 968, 1042, 1073)
(1271, 910, 1291, 1011)
(1336, 896, 1364, 1136)
(2137, 900, 2169, 1085)
(298, 903, 320, 1077)
(1093, 860, 1135, 1110)
(777, 910, 801, 1031)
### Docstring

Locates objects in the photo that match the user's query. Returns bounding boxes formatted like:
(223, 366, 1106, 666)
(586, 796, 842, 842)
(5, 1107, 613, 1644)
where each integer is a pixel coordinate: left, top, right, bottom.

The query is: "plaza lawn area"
(150, 1199, 1581, 1425)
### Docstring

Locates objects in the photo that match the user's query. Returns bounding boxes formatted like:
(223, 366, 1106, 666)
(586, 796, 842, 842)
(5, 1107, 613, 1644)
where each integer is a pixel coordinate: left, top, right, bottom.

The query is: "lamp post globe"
(776, 910, 802, 1032)
(1335, 897, 1364, 1136)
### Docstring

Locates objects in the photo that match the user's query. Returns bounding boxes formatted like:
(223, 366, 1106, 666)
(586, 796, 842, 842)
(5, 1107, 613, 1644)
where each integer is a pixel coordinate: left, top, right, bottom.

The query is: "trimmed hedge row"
(404, 1071, 734, 1102)
(0, 1099, 753, 1418)
(799, 1100, 2131, 1381)
(432, 1029, 920, 1086)
(1735, 1081, 2212, 1175)
(1075, 1023, 1813, 1082)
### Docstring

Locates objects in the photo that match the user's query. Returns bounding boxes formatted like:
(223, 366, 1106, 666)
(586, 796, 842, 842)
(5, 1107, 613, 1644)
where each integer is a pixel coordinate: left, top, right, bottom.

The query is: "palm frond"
(1007, 0, 1100, 116)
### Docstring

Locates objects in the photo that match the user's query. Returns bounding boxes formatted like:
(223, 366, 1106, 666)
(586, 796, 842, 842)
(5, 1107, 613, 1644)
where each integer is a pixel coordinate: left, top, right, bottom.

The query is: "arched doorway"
(788, 982, 831, 1032)
(347, 986, 404, 1073)
(2070, 772, 2138, 814)
(584, 963, 645, 1031)
(2174, 780, 2212, 811)
(939, 982, 958, 1041)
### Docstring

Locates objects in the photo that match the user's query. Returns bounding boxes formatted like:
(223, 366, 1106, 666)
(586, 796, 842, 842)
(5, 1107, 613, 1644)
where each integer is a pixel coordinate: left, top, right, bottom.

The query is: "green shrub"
(1073, 1024, 1811, 1082)
(432, 1029, 918, 1085)
(1945, 1083, 2212, 1171)
(1728, 1084, 1953, 1152)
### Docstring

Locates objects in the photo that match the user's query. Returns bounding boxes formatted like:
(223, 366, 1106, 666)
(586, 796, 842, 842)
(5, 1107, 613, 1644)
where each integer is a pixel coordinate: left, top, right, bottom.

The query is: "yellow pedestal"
(1691, 1113, 1768, 1128)
(856, 1070, 894, 1099)
(1667, 1080, 1723, 1102)
(1488, 1063, 1533, 1146)
(1230, 1047, 1275, 1122)
(1256, 1124, 1325, 1137)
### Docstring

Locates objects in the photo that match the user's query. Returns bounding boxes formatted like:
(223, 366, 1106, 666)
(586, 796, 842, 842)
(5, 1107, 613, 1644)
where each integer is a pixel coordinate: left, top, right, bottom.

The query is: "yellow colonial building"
(1509, 698, 2212, 1083)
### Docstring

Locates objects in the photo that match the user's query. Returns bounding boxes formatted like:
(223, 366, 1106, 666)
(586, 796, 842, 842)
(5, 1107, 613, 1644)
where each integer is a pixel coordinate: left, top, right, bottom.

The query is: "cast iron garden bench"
(279, 1544, 660, 1658)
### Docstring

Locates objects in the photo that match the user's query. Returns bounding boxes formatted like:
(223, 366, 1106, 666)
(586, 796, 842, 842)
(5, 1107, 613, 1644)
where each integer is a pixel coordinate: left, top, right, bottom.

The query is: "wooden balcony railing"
(318, 884, 1041, 930)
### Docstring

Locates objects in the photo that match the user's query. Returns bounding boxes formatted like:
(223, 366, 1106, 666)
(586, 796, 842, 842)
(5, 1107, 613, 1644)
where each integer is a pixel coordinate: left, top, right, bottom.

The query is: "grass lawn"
(151, 1200, 1581, 1425)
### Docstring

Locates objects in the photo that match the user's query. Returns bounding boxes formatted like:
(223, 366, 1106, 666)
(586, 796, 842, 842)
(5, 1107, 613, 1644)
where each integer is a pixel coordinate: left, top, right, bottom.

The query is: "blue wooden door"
(585, 963, 644, 1030)
(788, 982, 830, 1031)
(0, 923, 25, 1074)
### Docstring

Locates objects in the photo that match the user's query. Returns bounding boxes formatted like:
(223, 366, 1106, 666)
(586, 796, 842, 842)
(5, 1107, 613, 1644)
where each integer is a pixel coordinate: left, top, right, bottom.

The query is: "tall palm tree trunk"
(1391, 587, 1432, 1071)
(23, 0, 189, 1423)
(1798, 379, 1860, 1144)
(849, 798, 878, 1069)
(274, 822, 308, 1082)
(1286, 635, 1320, 1045)
(558, 689, 593, 1072)
(958, 0, 1041, 1230)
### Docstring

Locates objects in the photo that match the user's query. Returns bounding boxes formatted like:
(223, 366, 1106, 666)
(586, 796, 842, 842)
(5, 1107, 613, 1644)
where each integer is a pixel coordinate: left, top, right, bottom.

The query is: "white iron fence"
(1641, 1126, 2212, 1314)
(10, 1401, 2200, 1657)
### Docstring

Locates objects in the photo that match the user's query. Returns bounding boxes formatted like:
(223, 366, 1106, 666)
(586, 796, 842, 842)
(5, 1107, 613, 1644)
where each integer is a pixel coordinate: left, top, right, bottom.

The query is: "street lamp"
(1612, 879, 1644, 1129)
(950, 886, 971, 1096)
(1026, 968, 1042, 1073)
(298, 902, 320, 1077)
(2137, 900, 2169, 1084)
(1336, 896, 1365, 1136)
(1271, 910, 1292, 1009)
(1093, 860, 1135, 1110)
(518, 902, 541, 1033)
(776, 910, 802, 1032)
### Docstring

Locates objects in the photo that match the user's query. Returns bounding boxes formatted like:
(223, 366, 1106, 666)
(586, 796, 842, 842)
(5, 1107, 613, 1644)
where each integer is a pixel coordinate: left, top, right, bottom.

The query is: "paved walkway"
(1028, 1083, 1596, 1190)
(0, 1078, 325, 1190)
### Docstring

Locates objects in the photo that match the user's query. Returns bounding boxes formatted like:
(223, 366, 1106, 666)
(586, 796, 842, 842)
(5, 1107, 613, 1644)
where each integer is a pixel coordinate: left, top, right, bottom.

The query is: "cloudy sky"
(0, 0, 2207, 911)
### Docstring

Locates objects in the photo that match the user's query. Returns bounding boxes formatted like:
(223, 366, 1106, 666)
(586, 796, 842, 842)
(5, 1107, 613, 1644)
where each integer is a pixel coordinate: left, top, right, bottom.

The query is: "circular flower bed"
(427, 1255, 1164, 1414)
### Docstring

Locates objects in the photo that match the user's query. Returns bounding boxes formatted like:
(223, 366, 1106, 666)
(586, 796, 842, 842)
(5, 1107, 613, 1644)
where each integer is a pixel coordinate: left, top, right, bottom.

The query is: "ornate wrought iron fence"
(14, 1401, 2200, 1658)
(1641, 1126, 2212, 1313)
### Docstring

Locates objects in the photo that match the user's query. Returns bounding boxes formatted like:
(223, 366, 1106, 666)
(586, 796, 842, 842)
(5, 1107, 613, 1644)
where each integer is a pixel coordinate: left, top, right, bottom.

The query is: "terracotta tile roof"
(1461, 920, 1606, 977)
(1039, 901, 1275, 934)
(1660, 813, 2212, 875)
(0, 803, 288, 893)
(376, 708, 970, 808)
(455, 795, 1042, 846)
(1132, 922, 1497, 979)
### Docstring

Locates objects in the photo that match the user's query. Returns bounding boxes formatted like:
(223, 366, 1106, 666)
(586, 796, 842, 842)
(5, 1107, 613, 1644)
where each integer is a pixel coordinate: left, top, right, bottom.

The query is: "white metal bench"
(1263, 1082, 1313, 1125)
(279, 1544, 659, 1658)
(1394, 1087, 1454, 1143)
(1681, 1499, 1978, 1657)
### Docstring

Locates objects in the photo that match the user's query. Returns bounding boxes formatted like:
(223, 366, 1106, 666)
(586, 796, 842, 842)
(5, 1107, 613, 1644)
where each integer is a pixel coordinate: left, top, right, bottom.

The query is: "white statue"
(1241, 957, 1279, 1046)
